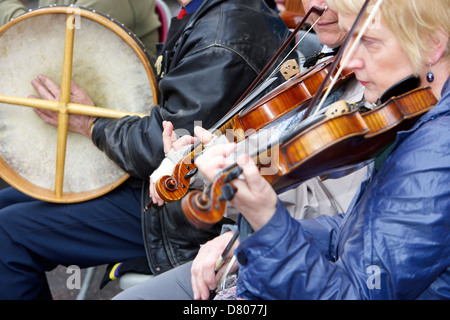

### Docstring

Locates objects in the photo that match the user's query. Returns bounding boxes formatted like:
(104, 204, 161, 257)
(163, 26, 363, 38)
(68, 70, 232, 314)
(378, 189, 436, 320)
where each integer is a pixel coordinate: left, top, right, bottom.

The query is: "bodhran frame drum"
(0, 6, 158, 203)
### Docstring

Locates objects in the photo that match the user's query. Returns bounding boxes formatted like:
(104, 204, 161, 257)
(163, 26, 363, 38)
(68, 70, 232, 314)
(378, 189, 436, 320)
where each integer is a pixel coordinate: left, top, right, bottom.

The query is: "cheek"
(301, 0, 311, 10)
(362, 67, 388, 103)
(366, 55, 413, 100)
(317, 28, 346, 47)
(376, 47, 414, 87)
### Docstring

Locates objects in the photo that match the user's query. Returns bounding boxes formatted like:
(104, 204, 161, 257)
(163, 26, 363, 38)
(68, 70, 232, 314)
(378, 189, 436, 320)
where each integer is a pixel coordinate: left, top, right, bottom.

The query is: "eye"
(361, 37, 379, 48)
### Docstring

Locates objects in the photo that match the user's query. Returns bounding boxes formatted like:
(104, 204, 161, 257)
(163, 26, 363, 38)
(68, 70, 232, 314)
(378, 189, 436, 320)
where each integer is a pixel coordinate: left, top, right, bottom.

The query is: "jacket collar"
(183, 0, 230, 28)
(169, 0, 229, 66)
(184, 0, 204, 14)
(418, 77, 450, 123)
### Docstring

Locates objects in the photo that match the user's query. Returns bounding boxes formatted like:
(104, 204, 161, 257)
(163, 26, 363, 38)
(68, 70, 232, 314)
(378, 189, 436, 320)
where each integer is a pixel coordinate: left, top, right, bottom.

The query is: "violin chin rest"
(379, 75, 420, 104)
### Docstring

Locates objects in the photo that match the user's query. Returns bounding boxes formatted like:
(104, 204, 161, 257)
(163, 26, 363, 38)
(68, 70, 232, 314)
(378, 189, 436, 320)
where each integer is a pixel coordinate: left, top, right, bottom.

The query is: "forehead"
(338, 11, 383, 38)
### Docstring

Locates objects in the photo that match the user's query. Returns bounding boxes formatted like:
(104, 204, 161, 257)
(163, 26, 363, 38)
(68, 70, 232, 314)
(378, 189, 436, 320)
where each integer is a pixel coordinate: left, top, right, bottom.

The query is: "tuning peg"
(184, 167, 198, 179)
(223, 167, 243, 183)
(218, 184, 237, 202)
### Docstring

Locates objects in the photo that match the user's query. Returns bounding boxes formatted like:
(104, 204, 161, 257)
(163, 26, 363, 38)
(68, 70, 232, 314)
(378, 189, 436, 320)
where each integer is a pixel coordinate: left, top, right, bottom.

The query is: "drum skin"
(0, 6, 158, 203)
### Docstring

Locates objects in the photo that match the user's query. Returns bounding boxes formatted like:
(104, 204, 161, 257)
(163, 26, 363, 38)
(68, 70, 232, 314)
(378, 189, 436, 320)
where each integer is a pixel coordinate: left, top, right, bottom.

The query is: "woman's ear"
(428, 29, 449, 65)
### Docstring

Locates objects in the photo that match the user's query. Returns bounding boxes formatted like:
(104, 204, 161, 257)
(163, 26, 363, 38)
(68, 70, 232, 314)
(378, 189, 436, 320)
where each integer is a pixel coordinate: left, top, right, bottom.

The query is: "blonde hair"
(327, 0, 450, 73)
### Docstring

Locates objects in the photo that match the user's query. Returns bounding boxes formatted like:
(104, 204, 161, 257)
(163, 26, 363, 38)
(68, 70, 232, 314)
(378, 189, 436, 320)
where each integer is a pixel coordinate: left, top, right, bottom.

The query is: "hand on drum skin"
(195, 144, 278, 231)
(149, 122, 215, 206)
(191, 232, 239, 300)
(30, 75, 96, 138)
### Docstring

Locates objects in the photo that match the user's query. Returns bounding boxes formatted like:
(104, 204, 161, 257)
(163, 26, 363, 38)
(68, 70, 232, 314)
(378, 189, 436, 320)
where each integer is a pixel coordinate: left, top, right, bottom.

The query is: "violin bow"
(229, 6, 326, 109)
(302, 0, 384, 120)
(246, 6, 329, 95)
(154, 7, 330, 205)
(157, 7, 328, 178)
(205, 1, 377, 188)
(198, 6, 328, 140)
(193, 0, 379, 215)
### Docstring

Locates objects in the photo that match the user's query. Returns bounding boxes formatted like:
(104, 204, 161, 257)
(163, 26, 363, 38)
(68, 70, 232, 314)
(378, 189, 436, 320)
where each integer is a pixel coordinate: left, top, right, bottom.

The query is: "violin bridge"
(280, 59, 301, 80)
(324, 100, 352, 119)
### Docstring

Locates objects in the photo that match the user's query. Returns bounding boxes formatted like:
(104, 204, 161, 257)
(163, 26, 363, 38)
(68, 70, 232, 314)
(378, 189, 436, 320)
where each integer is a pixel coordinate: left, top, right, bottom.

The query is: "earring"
(427, 64, 435, 83)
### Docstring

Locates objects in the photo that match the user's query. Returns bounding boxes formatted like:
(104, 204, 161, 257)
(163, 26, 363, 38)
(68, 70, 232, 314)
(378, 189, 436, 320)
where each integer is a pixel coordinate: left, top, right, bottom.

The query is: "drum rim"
(0, 5, 159, 106)
(0, 6, 159, 203)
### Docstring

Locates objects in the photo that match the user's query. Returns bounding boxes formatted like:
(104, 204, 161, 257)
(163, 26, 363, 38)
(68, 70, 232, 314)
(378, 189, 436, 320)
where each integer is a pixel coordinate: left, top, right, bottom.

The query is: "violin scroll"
(181, 167, 242, 229)
(155, 154, 198, 202)
(182, 190, 218, 230)
(156, 174, 177, 192)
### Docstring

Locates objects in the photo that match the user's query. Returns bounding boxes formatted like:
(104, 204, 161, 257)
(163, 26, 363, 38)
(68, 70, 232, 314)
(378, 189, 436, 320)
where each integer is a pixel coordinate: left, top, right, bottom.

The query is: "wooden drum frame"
(0, 6, 159, 203)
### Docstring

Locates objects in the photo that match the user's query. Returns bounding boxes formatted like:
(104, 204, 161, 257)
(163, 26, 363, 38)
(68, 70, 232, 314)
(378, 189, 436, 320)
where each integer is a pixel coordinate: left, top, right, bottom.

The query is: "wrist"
(247, 207, 276, 232)
(241, 199, 277, 232)
(88, 117, 98, 138)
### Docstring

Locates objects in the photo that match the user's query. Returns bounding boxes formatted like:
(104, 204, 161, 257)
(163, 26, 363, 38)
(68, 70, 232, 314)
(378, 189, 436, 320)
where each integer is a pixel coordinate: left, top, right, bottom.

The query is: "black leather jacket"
(92, 0, 289, 275)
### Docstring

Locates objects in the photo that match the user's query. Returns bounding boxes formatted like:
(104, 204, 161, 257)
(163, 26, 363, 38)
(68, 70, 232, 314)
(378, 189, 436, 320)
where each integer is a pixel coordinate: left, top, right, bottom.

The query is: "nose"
(311, 0, 328, 8)
(341, 40, 364, 71)
(305, 0, 331, 23)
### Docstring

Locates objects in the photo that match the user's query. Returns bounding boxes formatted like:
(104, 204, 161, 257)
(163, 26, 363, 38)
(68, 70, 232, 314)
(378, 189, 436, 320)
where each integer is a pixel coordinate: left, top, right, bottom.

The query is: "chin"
(319, 36, 342, 49)
(364, 92, 378, 105)
(319, 34, 345, 50)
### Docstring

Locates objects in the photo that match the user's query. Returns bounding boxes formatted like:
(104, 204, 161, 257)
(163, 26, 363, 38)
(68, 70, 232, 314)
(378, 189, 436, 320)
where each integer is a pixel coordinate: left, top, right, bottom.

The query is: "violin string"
(237, 2, 385, 175)
(313, 0, 384, 115)
(227, 7, 326, 112)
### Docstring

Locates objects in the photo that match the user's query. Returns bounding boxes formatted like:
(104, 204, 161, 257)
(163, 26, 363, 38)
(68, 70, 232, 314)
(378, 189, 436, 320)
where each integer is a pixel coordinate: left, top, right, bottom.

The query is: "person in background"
(275, 0, 285, 11)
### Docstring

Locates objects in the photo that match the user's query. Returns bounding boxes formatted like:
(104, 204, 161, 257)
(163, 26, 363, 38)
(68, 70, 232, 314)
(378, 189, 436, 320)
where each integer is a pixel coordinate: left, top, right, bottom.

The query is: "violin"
(153, 7, 333, 203)
(236, 58, 354, 135)
(181, 78, 438, 229)
(182, 104, 369, 229)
